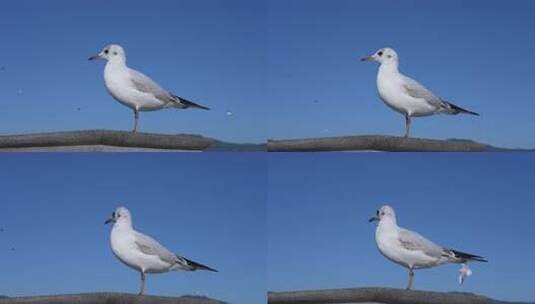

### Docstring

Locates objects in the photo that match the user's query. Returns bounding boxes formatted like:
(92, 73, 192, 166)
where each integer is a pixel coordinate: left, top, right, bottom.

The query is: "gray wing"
(128, 68, 174, 103)
(134, 231, 179, 265)
(398, 228, 445, 258)
(401, 75, 447, 108)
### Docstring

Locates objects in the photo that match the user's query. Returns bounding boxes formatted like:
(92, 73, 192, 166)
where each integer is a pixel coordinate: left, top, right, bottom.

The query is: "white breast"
(103, 63, 167, 111)
(110, 226, 171, 273)
(376, 225, 408, 268)
(377, 67, 436, 117)
(375, 225, 439, 269)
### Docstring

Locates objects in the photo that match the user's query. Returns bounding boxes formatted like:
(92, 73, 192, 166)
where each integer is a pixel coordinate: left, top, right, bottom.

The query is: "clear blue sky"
(2, 1, 535, 148)
(268, 153, 535, 302)
(0, 0, 266, 144)
(0, 154, 266, 304)
(267, 0, 535, 148)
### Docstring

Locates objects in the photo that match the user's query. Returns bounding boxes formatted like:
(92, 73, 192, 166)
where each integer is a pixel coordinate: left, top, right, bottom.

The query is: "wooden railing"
(0, 293, 225, 304)
(268, 287, 494, 304)
(0, 130, 264, 151)
(268, 136, 490, 152)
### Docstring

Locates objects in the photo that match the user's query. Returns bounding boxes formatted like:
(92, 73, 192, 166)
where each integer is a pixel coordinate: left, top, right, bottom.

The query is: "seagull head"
(361, 47, 398, 65)
(89, 44, 126, 62)
(105, 206, 132, 226)
(369, 205, 396, 224)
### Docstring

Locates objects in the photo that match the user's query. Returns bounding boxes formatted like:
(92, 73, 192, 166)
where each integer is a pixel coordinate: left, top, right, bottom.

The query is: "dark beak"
(104, 218, 115, 225)
(361, 55, 373, 62)
(368, 216, 379, 223)
(88, 54, 101, 61)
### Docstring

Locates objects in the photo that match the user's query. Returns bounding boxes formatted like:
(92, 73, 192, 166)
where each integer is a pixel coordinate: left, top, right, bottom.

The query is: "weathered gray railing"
(268, 287, 496, 304)
(0, 130, 264, 151)
(0, 293, 225, 304)
(268, 136, 490, 152)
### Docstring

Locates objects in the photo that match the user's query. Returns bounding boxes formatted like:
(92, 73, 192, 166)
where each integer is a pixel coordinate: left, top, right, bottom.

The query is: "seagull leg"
(139, 271, 146, 295)
(406, 268, 415, 290)
(133, 109, 139, 133)
(404, 114, 411, 139)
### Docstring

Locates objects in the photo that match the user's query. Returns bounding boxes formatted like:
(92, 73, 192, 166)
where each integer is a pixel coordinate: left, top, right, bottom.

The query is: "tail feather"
(171, 94, 210, 110)
(444, 101, 479, 116)
(450, 249, 487, 263)
(182, 256, 218, 272)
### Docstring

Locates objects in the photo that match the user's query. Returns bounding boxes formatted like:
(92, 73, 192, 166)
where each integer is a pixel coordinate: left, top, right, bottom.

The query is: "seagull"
(105, 207, 217, 295)
(361, 48, 479, 138)
(369, 205, 486, 290)
(89, 44, 209, 133)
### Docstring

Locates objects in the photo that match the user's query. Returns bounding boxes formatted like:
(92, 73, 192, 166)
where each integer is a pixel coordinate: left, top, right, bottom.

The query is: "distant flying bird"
(89, 44, 209, 133)
(105, 207, 217, 295)
(369, 205, 487, 290)
(361, 47, 479, 138)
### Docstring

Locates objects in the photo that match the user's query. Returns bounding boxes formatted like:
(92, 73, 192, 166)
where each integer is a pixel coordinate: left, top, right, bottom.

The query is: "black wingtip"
(184, 257, 218, 272)
(466, 110, 480, 116)
(173, 95, 210, 110)
(197, 264, 218, 272)
(184, 100, 210, 111)
(447, 102, 480, 116)
(451, 249, 487, 263)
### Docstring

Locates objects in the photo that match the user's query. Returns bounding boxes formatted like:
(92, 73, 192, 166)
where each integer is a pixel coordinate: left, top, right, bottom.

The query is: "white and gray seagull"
(369, 205, 486, 290)
(105, 207, 217, 295)
(89, 44, 209, 133)
(361, 47, 479, 138)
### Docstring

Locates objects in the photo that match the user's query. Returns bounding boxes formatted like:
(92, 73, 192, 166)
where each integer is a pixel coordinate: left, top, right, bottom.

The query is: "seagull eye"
(104, 49, 109, 54)
(378, 51, 383, 56)
(114, 52, 118, 55)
